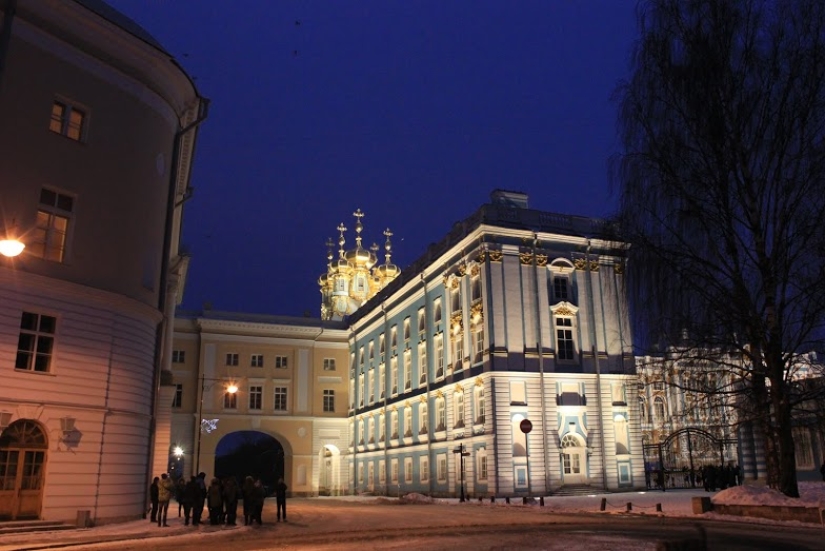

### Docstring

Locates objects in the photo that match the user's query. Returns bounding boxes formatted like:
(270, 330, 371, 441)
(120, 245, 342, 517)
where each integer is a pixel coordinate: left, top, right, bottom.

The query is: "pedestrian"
(176, 476, 186, 517)
(241, 476, 255, 526)
(182, 475, 198, 526)
(223, 476, 239, 526)
(157, 473, 174, 527)
(192, 472, 207, 526)
(207, 477, 224, 525)
(275, 477, 288, 522)
(252, 477, 265, 525)
(148, 477, 159, 523)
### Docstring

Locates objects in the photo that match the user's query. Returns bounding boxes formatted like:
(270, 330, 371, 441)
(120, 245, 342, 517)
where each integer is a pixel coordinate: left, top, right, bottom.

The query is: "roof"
(73, 0, 168, 53)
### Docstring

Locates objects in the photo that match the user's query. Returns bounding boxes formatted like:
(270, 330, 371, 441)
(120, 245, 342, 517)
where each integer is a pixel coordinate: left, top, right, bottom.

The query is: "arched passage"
(318, 444, 341, 496)
(0, 420, 48, 520)
(215, 431, 284, 494)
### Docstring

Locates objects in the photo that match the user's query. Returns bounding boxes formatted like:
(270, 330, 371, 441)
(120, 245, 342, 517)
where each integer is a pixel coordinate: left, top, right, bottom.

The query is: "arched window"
(639, 397, 647, 423)
(654, 397, 666, 421)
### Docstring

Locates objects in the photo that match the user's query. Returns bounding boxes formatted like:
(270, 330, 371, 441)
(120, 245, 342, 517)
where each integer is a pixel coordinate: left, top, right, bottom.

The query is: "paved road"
(63, 498, 823, 551)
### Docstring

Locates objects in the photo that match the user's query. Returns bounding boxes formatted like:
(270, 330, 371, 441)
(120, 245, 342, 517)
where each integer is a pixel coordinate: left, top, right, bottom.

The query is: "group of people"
(149, 473, 289, 527)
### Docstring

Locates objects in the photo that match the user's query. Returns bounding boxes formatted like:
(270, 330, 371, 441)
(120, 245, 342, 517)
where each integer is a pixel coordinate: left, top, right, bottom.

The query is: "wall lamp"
(0, 411, 12, 430)
(60, 416, 76, 435)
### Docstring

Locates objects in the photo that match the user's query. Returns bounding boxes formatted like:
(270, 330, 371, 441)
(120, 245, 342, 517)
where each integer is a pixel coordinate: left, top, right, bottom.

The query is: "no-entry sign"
(519, 419, 533, 434)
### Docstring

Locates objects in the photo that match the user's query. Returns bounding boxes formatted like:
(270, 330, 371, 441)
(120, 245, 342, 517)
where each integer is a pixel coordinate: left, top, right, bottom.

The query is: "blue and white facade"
(345, 191, 643, 497)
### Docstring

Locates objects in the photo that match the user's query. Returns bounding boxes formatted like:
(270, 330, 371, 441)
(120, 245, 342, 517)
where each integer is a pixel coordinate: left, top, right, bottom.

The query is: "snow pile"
(399, 493, 437, 504)
(713, 481, 825, 507)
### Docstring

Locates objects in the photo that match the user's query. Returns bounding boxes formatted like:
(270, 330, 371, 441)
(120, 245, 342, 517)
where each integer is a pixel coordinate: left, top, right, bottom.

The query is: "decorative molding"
(535, 254, 548, 267)
(469, 263, 480, 277)
(614, 262, 624, 275)
(574, 258, 587, 271)
(476, 250, 487, 263)
(470, 303, 483, 324)
(519, 252, 533, 265)
(456, 263, 467, 277)
(475, 377, 484, 387)
(455, 383, 463, 393)
(489, 250, 503, 263)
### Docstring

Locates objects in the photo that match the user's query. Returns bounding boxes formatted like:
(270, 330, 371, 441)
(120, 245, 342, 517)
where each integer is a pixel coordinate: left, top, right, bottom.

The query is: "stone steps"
(0, 520, 77, 535)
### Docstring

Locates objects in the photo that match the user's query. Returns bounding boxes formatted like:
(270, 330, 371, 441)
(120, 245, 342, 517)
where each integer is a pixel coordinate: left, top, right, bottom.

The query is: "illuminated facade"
(346, 191, 644, 496)
(0, 0, 204, 522)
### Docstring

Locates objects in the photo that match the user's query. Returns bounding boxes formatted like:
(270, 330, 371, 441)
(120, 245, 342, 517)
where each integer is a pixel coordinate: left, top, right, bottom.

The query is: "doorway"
(0, 420, 47, 520)
(560, 433, 586, 485)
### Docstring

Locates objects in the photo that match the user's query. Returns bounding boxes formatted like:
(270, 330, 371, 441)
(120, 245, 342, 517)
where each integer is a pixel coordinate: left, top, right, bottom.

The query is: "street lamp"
(0, 236, 24, 257)
(195, 375, 237, 475)
(453, 443, 470, 502)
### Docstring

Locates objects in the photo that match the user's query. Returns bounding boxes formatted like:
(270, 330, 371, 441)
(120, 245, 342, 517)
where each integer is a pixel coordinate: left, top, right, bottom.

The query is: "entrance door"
(560, 433, 587, 485)
(0, 420, 47, 520)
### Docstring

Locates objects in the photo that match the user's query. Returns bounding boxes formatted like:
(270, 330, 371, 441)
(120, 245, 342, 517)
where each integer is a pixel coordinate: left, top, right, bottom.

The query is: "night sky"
(105, 0, 639, 317)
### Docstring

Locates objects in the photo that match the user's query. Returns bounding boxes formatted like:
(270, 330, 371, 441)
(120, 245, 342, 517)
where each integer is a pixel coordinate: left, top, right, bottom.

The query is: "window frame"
(15, 311, 57, 373)
(323, 389, 335, 412)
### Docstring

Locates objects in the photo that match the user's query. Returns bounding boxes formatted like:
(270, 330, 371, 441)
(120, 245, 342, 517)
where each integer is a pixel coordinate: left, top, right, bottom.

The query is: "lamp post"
(453, 443, 470, 502)
(195, 375, 237, 475)
(0, 235, 24, 257)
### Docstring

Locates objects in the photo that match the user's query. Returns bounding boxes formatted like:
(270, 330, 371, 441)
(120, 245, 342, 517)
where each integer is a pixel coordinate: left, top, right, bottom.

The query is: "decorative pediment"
(470, 303, 483, 324)
(551, 301, 579, 317)
(451, 311, 463, 334)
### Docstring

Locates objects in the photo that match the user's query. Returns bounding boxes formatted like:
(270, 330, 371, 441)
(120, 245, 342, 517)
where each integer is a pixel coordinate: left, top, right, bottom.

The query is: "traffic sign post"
(519, 419, 533, 497)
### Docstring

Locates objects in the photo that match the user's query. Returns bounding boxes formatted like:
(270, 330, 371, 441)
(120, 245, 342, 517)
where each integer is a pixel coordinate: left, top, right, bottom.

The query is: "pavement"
(0, 490, 710, 551)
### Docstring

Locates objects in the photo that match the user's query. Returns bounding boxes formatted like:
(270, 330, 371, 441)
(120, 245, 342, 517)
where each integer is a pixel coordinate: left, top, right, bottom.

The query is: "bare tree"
(612, 0, 825, 497)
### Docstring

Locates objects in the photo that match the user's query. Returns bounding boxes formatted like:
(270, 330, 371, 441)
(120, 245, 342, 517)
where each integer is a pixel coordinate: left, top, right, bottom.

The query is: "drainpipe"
(144, 98, 209, 517)
(0, 0, 17, 93)
(585, 239, 608, 491)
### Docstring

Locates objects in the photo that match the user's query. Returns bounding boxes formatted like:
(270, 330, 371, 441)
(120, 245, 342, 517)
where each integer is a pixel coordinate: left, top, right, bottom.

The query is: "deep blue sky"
(107, 0, 639, 317)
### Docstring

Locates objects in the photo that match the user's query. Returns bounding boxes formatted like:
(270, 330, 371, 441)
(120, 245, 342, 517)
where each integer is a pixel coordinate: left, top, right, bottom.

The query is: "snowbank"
(713, 481, 825, 507)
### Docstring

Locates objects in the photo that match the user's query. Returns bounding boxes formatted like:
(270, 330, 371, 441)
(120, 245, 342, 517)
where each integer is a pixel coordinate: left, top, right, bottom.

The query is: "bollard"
(491, 496, 495, 503)
(478, 497, 483, 503)
(540, 496, 545, 507)
(626, 502, 632, 512)
(523, 497, 528, 505)
(600, 498, 607, 511)
(505, 497, 510, 504)
(656, 503, 662, 513)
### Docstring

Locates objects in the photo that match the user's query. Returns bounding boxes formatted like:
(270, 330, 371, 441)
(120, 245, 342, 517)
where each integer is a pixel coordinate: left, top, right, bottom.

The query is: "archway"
(318, 444, 341, 496)
(0, 420, 48, 520)
(560, 433, 587, 485)
(215, 431, 284, 495)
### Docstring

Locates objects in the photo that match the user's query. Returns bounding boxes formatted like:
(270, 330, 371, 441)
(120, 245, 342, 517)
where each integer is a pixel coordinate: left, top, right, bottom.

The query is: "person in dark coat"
(223, 477, 239, 525)
(176, 477, 186, 517)
(207, 477, 224, 525)
(242, 476, 256, 526)
(192, 472, 207, 526)
(252, 477, 265, 525)
(275, 477, 288, 522)
(148, 477, 159, 523)
(181, 475, 198, 525)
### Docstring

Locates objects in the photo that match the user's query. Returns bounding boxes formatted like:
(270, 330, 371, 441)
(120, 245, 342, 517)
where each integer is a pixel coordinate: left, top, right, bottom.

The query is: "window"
(434, 298, 443, 324)
(275, 355, 288, 369)
(454, 392, 465, 428)
(366, 417, 373, 443)
(274, 387, 288, 411)
(418, 307, 426, 338)
(379, 363, 386, 399)
(614, 414, 629, 455)
(418, 343, 427, 385)
(512, 415, 528, 457)
(379, 460, 386, 483)
(349, 378, 355, 409)
(369, 341, 374, 361)
(172, 350, 185, 363)
(250, 354, 264, 368)
(471, 276, 481, 301)
(391, 357, 398, 395)
(379, 333, 385, 360)
(553, 276, 569, 301)
(225, 353, 239, 366)
(404, 317, 411, 343)
(323, 389, 335, 412)
(654, 397, 666, 420)
(172, 384, 183, 408)
(435, 335, 445, 378)
(359, 347, 365, 367)
(419, 402, 428, 434)
(391, 325, 398, 349)
(391, 409, 399, 439)
(510, 381, 527, 405)
(404, 457, 413, 483)
(558, 382, 583, 406)
(379, 412, 385, 442)
(369, 368, 375, 403)
(223, 391, 237, 409)
(420, 456, 430, 483)
(358, 373, 365, 407)
(249, 385, 263, 410)
(451, 287, 461, 313)
(32, 188, 73, 262)
(436, 397, 446, 432)
(15, 312, 56, 372)
(49, 100, 86, 141)
(477, 450, 488, 481)
(358, 464, 364, 484)
(404, 351, 412, 391)
(639, 397, 647, 423)
(437, 454, 447, 482)
(472, 325, 484, 360)
(555, 317, 575, 360)
(611, 383, 627, 406)
(391, 459, 399, 483)
(323, 358, 336, 371)
(452, 332, 464, 371)
(368, 462, 374, 488)
(404, 407, 412, 437)
(359, 419, 365, 445)
(474, 385, 486, 424)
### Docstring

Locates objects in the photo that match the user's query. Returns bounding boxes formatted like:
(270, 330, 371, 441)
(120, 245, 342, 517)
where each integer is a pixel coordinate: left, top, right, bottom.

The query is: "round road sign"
(519, 419, 533, 434)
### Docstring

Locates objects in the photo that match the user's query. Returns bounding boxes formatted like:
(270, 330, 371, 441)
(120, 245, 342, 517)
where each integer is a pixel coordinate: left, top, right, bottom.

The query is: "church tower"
(319, 210, 400, 320)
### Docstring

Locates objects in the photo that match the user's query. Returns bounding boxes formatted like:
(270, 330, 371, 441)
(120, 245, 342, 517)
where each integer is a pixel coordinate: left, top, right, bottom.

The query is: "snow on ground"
(713, 481, 825, 507)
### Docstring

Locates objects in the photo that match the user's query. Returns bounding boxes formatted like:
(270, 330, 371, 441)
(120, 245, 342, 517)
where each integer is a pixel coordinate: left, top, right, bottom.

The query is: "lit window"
(477, 451, 488, 481)
(323, 389, 335, 412)
(611, 383, 626, 406)
(654, 397, 666, 420)
(15, 312, 56, 373)
(404, 351, 412, 391)
(418, 307, 426, 337)
(454, 392, 465, 428)
(404, 318, 411, 342)
(419, 402, 428, 434)
(404, 407, 412, 437)
(391, 326, 397, 348)
(391, 357, 398, 395)
(358, 373, 365, 407)
(171, 384, 183, 408)
(223, 391, 237, 409)
(451, 287, 461, 313)
(368, 462, 374, 488)
(418, 343, 427, 385)
(249, 386, 263, 410)
(452, 332, 464, 371)
(472, 325, 484, 361)
(225, 353, 239, 366)
(434, 298, 443, 323)
(420, 456, 430, 483)
(31, 188, 73, 262)
(435, 335, 444, 378)
(404, 457, 413, 483)
(323, 358, 336, 371)
(379, 333, 385, 360)
(172, 350, 185, 363)
(275, 355, 288, 369)
(379, 413, 385, 442)
(274, 387, 288, 411)
(379, 460, 386, 483)
(614, 414, 629, 455)
(391, 459, 399, 483)
(369, 341, 374, 361)
(368, 368, 375, 404)
(510, 381, 526, 405)
(474, 385, 485, 424)
(436, 397, 446, 432)
(49, 100, 86, 141)
(250, 354, 264, 368)
(437, 454, 447, 482)
(391, 409, 399, 439)
(379, 363, 386, 399)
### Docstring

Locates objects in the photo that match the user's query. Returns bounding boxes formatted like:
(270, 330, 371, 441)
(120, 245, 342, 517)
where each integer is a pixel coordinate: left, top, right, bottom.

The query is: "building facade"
(346, 191, 643, 497)
(0, 0, 204, 522)
(169, 312, 350, 497)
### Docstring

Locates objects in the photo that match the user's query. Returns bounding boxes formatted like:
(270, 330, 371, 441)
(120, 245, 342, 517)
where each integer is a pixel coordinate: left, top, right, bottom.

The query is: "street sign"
(520, 419, 533, 434)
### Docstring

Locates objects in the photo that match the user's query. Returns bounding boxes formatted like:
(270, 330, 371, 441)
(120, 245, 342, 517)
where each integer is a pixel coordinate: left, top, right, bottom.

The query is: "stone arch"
(318, 444, 342, 496)
(214, 431, 286, 494)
